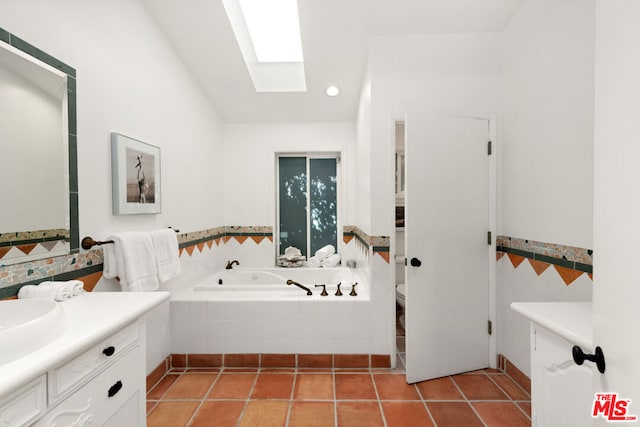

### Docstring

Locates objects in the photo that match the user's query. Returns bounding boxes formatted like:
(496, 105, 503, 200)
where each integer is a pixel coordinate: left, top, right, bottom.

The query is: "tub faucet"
(286, 279, 313, 296)
(225, 260, 240, 270)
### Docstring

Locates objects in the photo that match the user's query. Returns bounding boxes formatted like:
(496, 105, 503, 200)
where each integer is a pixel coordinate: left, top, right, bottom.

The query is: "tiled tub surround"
(170, 272, 374, 356)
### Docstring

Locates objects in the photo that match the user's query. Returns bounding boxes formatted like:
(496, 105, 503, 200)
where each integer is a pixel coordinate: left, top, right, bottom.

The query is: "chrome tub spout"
(286, 279, 313, 295)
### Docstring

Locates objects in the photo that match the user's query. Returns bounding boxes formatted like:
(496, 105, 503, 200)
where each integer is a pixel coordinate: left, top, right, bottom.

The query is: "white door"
(404, 114, 491, 383)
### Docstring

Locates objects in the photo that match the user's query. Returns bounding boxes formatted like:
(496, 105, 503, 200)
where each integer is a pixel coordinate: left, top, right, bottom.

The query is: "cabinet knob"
(410, 257, 422, 267)
(572, 345, 606, 374)
(103, 346, 116, 357)
(108, 380, 123, 398)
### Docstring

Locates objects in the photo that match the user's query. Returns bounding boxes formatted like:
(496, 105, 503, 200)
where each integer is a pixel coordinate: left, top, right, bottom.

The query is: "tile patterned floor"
(147, 337, 531, 426)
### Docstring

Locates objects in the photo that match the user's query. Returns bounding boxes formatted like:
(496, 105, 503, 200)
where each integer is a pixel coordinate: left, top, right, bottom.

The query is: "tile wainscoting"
(1, 225, 390, 298)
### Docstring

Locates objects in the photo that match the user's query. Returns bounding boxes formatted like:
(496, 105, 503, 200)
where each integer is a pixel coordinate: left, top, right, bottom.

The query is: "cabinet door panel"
(532, 325, 594, 427)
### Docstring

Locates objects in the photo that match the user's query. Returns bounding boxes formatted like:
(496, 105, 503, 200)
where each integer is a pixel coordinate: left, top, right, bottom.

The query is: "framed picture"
(111, 133, 161, 215)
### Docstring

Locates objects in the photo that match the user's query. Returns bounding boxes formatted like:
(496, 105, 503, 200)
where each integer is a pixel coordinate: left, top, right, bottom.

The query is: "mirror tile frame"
(0, 27, 79, 260)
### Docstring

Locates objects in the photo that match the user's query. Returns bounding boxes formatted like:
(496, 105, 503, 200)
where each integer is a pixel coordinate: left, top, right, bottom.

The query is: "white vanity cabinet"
(511, 302, 595, 427)
(0, 292, 169, 427)
(34, 321, 145, 426)
(529, 323, 595, 427)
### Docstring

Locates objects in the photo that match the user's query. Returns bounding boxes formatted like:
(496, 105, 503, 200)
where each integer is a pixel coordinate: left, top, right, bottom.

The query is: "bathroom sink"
(0, 299, 67, 365)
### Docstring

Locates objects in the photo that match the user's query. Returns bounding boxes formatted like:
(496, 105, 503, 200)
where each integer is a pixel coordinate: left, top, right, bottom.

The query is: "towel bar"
(81, 228, 180, 250)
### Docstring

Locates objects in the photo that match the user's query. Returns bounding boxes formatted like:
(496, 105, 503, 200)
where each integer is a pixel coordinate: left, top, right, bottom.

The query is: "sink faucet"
(286, 279, 313, 295)
(225, 260, 240, 270)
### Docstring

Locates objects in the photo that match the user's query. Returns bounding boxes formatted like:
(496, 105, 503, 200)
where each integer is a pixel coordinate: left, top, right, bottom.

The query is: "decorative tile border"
(343, 226, 390, 263)
(0, 226, 274, 298)
(3, 224, 392, 297)
(0, 229, 70, 266)
(497, 235, 593, 285)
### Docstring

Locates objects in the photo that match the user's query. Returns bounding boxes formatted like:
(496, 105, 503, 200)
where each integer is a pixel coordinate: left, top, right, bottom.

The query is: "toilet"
(395, 283, 406, 329)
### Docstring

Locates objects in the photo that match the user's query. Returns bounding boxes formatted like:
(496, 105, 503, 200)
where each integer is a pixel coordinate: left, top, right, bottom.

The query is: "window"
(277, 155, 339, 258)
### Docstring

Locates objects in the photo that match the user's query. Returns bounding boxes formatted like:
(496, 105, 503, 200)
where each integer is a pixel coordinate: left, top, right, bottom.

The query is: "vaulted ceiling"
(143, 0, 523, 122)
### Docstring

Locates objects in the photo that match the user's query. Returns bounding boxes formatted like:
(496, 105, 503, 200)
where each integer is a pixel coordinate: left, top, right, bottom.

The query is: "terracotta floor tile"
(517, 401, 532, 418)
(190, 401, 245, 427)
(336, 401, 384, 427)
(491, 374, 530, 400)
(147, 373, 180, 400)
(427, 402, 484, 427)
(208, 373, 256, 399)
(164, 373, 217, 399)
(146, 401, 157, 415)
(416, 377, 464, 400)
(147, 401, 199, 427)
(239, 401, 289, 427)
(451, 374, 509, 400)
(373, 374, 420, 400)
(335, 374, 377, 400)
(473, 402, 531, 427)
(289, 401, 335, 427)
(381, 401, 434, 427)
(251, 373, 294, 399)
(294, 374, 334, 400)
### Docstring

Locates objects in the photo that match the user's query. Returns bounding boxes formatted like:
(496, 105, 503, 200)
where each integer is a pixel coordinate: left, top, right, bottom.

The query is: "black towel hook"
(572, 345, 606, 374)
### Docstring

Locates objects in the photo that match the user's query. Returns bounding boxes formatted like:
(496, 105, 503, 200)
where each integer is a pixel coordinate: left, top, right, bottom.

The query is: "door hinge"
(488, 320, 493, 335)
(487, 231, 492, 245)
(488, 140, 492, 155)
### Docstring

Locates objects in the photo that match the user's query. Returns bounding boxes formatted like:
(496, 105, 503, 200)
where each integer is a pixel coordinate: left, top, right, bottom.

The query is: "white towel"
(19, 280, 85, 300)
(70, 280, 85, 296)
(150, 229, 181, 282)
(111, 232, 159, 292)
(17, 284, 58, 300)
(306, 256, 321, 268)
(315, 245, 335, 260)
(102, 243, 118, 279)
(321, 253, 341, 268)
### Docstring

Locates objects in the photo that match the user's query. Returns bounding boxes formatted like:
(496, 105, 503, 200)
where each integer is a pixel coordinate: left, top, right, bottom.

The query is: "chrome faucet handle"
(315, 284, 328, 296)
(335, 282, 343, 296)
(349, 283, 358, 297)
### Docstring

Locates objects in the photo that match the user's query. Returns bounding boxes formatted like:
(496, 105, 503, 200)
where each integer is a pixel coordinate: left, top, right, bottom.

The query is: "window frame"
(275, 152, 342, 262)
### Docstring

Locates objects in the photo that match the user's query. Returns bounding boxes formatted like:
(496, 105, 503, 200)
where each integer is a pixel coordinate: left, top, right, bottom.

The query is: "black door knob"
(410, 257, 422, 267)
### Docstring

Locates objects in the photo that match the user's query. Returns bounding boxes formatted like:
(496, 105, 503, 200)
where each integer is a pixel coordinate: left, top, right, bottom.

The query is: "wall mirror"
(0, 28, 78, 265)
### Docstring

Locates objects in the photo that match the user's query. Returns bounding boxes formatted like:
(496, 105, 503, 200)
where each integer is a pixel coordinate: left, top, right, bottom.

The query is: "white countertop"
(0, 291, 169, 399)
(510, 301, 593, 350)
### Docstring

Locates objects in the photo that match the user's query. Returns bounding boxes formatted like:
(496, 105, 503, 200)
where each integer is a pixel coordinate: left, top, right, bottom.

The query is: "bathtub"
(170, 267, 375, 355)
(176, 267, 367, 301)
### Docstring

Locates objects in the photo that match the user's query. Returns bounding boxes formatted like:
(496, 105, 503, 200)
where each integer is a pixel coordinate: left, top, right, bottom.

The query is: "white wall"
(500, 0, 595, 249)
(0, 0, 225, 373)
(369, 33, 503, 237)
(222, 122, 356, 227)
(593, 0, 640, 413)
(0, 0, 225, 241)
(497, 0, 596, 376)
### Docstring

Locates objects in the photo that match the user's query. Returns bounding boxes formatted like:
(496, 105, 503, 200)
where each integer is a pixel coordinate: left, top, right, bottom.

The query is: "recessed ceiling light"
(325, 85, 340, 97)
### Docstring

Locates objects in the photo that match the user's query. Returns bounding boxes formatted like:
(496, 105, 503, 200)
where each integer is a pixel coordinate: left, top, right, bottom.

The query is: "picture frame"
(111, 133, 161, 215)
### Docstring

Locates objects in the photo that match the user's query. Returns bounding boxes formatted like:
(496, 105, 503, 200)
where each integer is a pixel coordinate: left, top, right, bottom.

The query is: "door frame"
(390, 112, 497, 370)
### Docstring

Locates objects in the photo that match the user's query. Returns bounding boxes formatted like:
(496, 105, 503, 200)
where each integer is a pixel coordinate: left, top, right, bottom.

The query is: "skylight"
(223, 0, 307, 92)
(238, 0, 303, 63)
